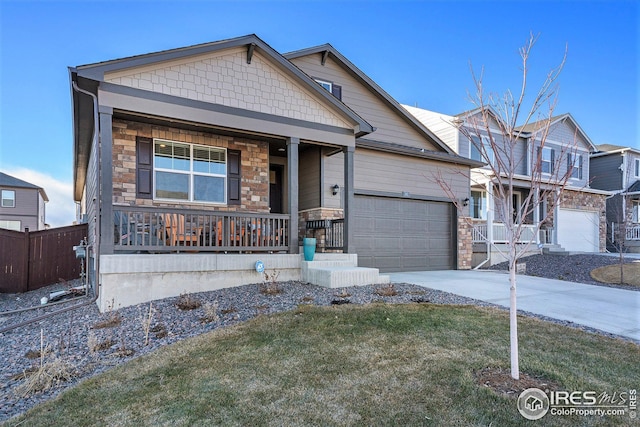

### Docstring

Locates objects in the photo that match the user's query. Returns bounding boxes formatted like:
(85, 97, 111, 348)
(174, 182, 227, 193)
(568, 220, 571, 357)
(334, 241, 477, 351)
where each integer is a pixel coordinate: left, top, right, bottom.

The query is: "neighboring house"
(70, 34, 479, 311)
(590, 144, 640, 252)
(0, 172, 48, 231)
(404, 106, 608, 265)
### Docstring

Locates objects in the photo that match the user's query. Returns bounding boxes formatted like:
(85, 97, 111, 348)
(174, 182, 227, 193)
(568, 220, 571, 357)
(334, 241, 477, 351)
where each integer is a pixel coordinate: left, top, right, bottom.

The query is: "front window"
(634, 159, 640, 178)
(469, 135, 494, 165)
(540, 147, 554, 174)
(154, 140, 226, 203)
(1, 190, 15, 208)
(568, 153, 583, 179)
(470, 190, 487, 219)
(633, 200, 640, 223)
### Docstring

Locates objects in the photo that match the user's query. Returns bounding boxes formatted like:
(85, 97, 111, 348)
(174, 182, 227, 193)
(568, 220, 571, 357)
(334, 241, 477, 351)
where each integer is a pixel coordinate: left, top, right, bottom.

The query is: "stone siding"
(457, 216, 473, 269)
(299, 208, 344, 252)
(560, 189, 607, 252)
(112, 119, 269, 212)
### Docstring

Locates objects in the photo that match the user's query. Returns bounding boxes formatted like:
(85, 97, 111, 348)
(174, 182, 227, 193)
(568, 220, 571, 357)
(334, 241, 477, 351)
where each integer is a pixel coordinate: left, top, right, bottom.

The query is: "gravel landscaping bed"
(1, 257, 637, 423)
(0, 280, 490, 422)
(488, 253, 640, 291)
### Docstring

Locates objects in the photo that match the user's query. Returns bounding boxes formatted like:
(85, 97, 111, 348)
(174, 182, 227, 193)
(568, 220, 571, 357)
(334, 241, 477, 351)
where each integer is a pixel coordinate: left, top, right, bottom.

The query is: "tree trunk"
(509, 258, 520, 380)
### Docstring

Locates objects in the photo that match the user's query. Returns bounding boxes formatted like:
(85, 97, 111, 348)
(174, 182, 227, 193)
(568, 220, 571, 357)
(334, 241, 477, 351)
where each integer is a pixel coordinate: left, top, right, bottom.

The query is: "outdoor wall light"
(332, 184, 340, 196)
(463, 197, 470, 207)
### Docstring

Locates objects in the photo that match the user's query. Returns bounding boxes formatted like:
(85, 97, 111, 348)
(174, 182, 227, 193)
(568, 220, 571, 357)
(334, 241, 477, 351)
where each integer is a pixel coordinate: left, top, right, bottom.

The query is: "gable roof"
(284, 44, 456, 156)
(70, 34, 376, 200)
(0, 172, 49, 201)
(72, 34, 373, 137)
(592, 143, 640, 158)
(515, 113, 597, 152)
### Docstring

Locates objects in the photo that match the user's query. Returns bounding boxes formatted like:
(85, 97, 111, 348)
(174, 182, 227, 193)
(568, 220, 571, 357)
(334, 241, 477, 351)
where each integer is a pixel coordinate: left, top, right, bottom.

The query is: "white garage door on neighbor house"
(557, 209, 599, 252)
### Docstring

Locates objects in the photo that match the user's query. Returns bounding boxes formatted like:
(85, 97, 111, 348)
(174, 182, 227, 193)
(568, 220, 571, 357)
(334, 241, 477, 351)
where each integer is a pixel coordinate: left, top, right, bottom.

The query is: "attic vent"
(247, 43, 256, 64)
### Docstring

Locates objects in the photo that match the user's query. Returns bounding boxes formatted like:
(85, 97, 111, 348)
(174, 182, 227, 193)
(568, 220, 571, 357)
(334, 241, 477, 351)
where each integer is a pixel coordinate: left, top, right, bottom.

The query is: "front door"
(512, 192, 521, 223)
(269, 165, 283, 214)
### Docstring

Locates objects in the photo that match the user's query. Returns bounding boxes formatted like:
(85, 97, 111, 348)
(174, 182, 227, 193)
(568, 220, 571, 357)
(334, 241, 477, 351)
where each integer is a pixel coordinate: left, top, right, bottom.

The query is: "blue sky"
(0, 0, 638, 227)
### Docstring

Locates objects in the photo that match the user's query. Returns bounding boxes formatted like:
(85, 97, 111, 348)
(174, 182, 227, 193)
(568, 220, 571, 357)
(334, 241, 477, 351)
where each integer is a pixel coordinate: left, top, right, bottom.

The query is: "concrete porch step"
(542, 244, 570, 255)
(303, 265, 390, 288)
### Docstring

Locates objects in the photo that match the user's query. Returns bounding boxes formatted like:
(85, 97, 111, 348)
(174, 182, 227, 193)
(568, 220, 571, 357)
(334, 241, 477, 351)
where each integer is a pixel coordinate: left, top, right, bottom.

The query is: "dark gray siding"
(299, 146, 321, 210)
(590, 154, 623, 191)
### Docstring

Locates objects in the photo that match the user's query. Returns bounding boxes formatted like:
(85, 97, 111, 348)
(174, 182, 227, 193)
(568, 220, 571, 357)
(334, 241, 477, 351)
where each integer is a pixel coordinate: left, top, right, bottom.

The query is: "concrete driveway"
(389, 270, 640, 342)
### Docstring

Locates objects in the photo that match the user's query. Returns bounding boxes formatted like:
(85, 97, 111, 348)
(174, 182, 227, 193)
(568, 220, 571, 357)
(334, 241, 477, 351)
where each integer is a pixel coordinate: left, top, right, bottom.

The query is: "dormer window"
(314, 79, 342, 100)
(315, 79, 332, 92)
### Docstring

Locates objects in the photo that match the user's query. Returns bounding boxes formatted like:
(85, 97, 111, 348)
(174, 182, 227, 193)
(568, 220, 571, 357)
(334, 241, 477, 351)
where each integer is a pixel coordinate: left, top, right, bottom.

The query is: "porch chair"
(163, 213, 203, 247)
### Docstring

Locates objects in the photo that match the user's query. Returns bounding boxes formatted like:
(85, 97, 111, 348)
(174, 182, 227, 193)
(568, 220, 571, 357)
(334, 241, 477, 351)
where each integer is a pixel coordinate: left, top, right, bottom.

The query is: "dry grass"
(11, 304, 638, 426)
(14, 357, 76, 398)
(590, 262, 640, 287)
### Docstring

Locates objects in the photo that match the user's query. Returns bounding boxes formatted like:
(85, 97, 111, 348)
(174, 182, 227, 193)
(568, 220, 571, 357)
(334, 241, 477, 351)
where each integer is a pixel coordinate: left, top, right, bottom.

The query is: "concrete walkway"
(389, 270, 640, 342)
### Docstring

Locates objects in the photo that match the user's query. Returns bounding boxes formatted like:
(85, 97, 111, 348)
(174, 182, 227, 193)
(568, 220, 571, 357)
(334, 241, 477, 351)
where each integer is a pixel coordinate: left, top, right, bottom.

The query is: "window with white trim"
(315, 79, 332, 92)
(470, 190, 487, 219)
(540, 147, 554, 174)
(0, 220, 20, 230)
(567, 153, 583, 179)
(634, 158, 640, 178)
(154, 140, 227, 203)
(470, 135, 494, 165)
(1, 190, 15, 208)
(633, 200, 640, 223)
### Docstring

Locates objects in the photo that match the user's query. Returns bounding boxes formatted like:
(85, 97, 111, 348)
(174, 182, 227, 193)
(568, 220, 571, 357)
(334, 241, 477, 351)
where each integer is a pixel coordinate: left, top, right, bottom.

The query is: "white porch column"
(533, 188, 540, 244)
(486, 181, 494, 245)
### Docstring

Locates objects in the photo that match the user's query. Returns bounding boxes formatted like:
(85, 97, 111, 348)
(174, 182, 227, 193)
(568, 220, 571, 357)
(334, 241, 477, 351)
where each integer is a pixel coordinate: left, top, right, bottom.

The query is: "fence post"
(23, 227, 30, 292)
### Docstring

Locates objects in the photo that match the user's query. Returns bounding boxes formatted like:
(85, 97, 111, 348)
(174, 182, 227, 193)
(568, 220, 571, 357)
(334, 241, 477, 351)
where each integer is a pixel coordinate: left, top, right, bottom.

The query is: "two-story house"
(403, 106, 608, 266)
(70, 34, 479, 311)
(590, 144, 640, 252)
(0, 172, 48, 231)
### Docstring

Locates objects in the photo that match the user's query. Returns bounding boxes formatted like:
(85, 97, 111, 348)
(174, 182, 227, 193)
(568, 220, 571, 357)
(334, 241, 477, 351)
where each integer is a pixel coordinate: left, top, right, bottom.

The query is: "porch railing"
(325, 219, 344, 250)
(471, 221, 545, 244)
(113, 206, 289, 253)
(626, 224, 640, 241)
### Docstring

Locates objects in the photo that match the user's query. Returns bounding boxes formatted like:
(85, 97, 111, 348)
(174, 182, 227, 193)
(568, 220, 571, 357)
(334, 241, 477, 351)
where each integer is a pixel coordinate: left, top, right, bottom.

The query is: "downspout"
(0, 82, 101, 334)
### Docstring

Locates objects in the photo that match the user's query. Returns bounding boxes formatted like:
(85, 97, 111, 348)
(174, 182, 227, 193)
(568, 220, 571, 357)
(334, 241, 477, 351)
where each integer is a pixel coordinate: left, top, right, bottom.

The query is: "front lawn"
(9, 304, 639, 426)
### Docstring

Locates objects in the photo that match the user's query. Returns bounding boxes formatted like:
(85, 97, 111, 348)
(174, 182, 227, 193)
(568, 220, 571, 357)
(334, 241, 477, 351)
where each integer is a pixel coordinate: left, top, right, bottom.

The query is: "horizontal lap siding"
(290, 56, 439, 151)
(590, 154, 623, 191)
(354, 149, 469, 201)
(299, 147, 321, 210)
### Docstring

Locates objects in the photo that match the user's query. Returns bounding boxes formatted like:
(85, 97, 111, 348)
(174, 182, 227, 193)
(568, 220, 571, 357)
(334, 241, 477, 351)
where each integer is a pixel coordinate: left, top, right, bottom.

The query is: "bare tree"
(435, 34, 578, 380)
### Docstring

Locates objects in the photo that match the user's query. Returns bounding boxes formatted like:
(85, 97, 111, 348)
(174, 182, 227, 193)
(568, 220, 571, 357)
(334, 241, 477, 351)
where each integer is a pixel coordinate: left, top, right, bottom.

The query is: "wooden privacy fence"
(0, 224, 88, 293)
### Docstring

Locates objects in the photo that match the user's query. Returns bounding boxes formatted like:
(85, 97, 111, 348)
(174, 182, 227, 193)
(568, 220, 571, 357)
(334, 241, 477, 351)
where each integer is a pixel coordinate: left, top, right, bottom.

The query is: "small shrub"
(176, 293, 202, 310)
(334, 288, 351, 298)
(374, 284, 398, 297)
(140, 302, 155, 346)
(260, 270, 282, 295)
(300, 295, 314, 303)
(150, 324, 168, 339)
(221, 306, 238, 315)
(200, 301, 220, 323)
(94, 299, 122, 329)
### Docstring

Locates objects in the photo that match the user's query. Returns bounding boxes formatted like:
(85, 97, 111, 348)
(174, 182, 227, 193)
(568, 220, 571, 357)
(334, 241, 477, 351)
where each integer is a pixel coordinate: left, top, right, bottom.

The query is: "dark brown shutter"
(332, 84, 342, 100)
(136, 136, 153, 199)
(227, 149, 241, 205)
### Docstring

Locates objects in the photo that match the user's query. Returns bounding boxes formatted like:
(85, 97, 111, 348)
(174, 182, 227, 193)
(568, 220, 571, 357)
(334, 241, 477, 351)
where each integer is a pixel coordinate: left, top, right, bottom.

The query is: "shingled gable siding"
(104, 47, 349, 129)
(112, 119, 269, 211)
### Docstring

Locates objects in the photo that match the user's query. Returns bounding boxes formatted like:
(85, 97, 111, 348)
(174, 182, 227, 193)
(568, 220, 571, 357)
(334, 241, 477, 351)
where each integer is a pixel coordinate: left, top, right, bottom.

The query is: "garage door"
(353, 196, 454, 272)
(557, 209, 599, 252)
